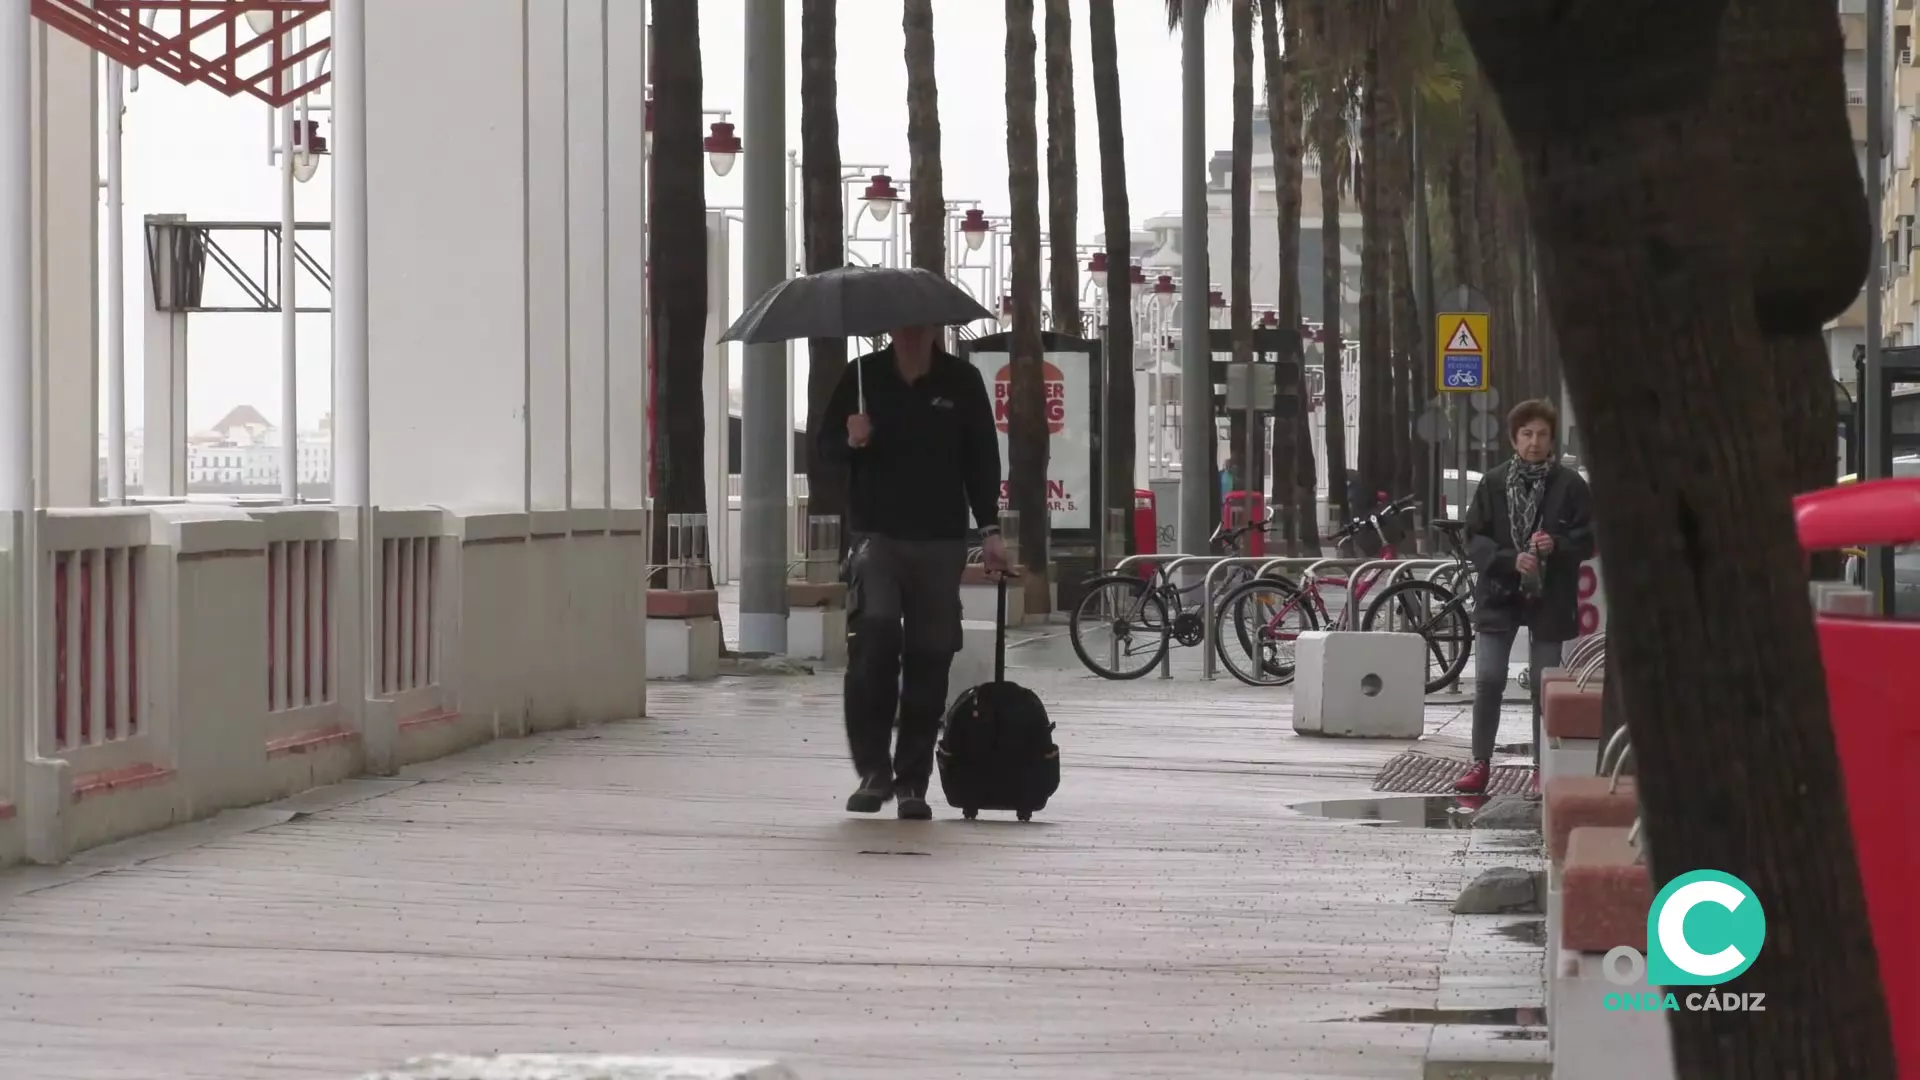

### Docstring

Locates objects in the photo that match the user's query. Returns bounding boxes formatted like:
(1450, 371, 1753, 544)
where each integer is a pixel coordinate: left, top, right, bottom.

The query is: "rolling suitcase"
(935, 574, 1060, 821)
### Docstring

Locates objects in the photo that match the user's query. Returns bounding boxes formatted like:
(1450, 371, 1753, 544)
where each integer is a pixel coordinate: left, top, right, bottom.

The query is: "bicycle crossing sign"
(1435, 312, 1491, 394)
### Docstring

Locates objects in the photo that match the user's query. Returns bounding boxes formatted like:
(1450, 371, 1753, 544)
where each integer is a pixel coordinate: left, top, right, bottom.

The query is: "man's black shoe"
(846, 774, 894, 814)
(896, 794, 933, 820)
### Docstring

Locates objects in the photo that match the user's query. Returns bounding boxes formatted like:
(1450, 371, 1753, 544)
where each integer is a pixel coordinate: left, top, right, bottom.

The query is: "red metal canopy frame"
(30, 0, 331, 108)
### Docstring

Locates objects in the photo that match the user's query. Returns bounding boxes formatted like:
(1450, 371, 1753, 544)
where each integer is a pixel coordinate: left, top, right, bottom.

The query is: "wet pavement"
(0, 602, 1547, 1079)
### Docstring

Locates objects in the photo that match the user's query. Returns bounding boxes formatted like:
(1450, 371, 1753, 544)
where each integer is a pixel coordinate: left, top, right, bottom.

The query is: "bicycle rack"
(1200, 556, 1331, 681)
(1343, 558, 1452, 624)
(1150, 554, 1241, 679)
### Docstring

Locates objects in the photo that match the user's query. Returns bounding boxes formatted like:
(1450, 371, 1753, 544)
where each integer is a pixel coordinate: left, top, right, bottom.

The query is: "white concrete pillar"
(607, 1, 648, 509)
(526, 0, 569, 511)
(566, 0, 609, 510)
(141, 215, 189, 497)
(705, 211, 732, 584)
(362, 0, 527, 509)
(2, 0, 36, 829)
(29, 21, 98, 507)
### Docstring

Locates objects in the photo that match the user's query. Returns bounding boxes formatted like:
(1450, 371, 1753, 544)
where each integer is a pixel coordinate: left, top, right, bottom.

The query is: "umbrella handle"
(856, 356, 866, 414)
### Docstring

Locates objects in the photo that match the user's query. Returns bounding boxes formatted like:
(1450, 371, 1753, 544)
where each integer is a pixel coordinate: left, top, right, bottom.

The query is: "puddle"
(1289, 794, 1482, 829)
(1347, 1006, 1546, 1027)
(1497, 919, 1548, 947)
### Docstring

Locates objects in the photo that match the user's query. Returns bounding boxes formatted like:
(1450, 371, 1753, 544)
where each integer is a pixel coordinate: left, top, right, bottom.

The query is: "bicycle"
(1206, 495, 1418, 687)
(1355, 519, 1477, 693)
(1067, 509, 1278, 680)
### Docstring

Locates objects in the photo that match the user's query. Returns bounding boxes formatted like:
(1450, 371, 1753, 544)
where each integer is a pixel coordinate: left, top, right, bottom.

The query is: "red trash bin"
(1222, 491, 1267, 557)
(1795, 477, 1920, 1075)
(1132, 489, 1157, 577)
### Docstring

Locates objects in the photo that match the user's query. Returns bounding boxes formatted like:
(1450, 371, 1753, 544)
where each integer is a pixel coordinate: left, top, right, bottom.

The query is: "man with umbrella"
(722, 266, 1007, 819)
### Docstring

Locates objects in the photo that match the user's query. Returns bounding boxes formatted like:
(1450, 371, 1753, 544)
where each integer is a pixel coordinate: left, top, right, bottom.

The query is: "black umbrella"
(720, 264, 993, 346)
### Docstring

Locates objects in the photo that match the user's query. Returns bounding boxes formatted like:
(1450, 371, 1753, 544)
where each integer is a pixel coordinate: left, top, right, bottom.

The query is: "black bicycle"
(1355, 518, 1477, 693)
(1067, 509, 1277, 680)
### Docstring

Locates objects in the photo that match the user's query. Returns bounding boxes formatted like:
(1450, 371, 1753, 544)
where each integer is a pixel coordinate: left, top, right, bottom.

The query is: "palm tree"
(1259, 0, 1307, 552)
(1044, 0, 1080, 334)
(648, 0, 709, 578)
(1227, 0, 1256, 502)
(904, 0, 944, 275)
(1005, 0, 1050, 594)
(1298, 0, 1356, 527)
(1088, 0, 1136, 551)
(801, 0, 848, 537)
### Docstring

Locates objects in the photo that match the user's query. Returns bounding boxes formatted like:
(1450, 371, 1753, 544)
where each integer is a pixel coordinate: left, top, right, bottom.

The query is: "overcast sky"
(106, 0, 1240, 433)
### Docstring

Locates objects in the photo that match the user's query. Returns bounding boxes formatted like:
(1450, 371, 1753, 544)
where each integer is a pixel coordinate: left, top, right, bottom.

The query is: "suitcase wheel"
(1017, 810, 1032, 822)
(963, 808, 978, 820)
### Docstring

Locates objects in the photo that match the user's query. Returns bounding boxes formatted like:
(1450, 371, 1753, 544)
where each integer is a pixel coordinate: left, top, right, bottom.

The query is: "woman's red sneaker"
(1453, 759, 1492, 794)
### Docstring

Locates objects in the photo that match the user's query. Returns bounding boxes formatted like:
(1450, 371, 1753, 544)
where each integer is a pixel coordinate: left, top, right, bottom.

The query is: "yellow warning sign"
(1435, 311, 1491, 394)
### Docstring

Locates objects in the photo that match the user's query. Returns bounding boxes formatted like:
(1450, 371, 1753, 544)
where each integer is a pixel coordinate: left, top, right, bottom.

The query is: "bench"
(1551, 825, 1672, 1080)
(1542, 680, 1604, 780)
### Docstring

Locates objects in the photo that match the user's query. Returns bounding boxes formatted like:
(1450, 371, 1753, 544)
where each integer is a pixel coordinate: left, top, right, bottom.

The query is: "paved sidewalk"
(0, 650, 1539, 1079)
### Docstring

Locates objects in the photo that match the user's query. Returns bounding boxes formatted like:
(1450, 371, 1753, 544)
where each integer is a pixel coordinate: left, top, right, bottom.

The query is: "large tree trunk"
(1044, 0, 1080, 335)
(1005, 0, 1050, 591)
(1453, 0, 1894, 1074)
(904, 0, 944, 276)
(801, 0, 848, 540)
(1260, 0, 1307, 554)
(649, 0, 709, 579)
(1227, 0, 1255, 503)
(1319, 122, 1350, 530)
(1718, 0, 1851, 578)
(1384, 106, 1416, 503)
(1089, 0, 1136, 553)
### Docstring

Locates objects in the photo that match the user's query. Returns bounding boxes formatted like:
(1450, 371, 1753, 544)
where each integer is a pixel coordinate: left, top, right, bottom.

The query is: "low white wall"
(1, 505, 651, 866)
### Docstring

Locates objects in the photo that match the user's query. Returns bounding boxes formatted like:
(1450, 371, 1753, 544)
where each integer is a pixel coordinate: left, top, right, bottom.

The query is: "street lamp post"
(1179, 0, 1212, 558)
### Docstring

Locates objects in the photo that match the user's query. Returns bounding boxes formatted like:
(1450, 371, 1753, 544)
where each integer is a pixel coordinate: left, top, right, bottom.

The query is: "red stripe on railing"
(53, 553, 68, 750)
(267, 541, 279, 709)
(105, 549, 118, 740)
(79, 550, 92, 745)
(127, 551, 140, 735)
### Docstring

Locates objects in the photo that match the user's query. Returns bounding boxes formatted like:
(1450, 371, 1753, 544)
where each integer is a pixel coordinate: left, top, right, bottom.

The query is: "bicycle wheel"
(1360, 578, 1474, 694)
(1213, 577, 1320, 687)
(1070, 574, 1172, 680)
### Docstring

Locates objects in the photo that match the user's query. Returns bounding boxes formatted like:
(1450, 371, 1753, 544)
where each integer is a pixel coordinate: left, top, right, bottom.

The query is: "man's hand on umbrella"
(846, 413, 872, 448)
(981, 531, 1010, 574)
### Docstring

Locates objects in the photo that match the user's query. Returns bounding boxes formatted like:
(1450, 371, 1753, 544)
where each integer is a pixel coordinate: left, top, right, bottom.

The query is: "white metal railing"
(40, 512, 152, 756)
(266, 533, 336, 713)
(376, 514, 444, 697)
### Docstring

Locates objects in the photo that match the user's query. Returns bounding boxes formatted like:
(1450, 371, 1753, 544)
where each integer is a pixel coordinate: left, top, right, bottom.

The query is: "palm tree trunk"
(1260, 0, 1306, 554)
(1005, 0, 1050, 591)
(1387, 108, 1418, 502)
(649, 0, 709, 577)
(1044, 0, 1080, 335)
(1319, 123, 1350, 529)
(1089, 0, 1136, 552)
(1454, 0, 1893, 1071)
(1356, 47, 1389, 503)
(801, 0, 848, 537)
(904, 0, 944, 275)
(1227, 0, 1255, 504)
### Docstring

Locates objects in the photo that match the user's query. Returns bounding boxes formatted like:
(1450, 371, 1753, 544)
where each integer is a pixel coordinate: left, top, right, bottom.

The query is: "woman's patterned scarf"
(1506, 456, 1554, 553)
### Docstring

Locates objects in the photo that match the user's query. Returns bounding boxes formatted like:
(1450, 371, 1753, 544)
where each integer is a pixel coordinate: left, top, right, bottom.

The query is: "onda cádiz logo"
(1602, 870, 1769, 1013)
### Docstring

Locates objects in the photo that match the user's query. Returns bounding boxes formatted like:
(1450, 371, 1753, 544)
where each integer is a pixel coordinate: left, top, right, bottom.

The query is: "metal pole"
(1865, 0, 1891, 609)
(279, 102, 299, 504)
(1178, 0, 1211, 559)
(105, 61, 127, 503)
(739, 0, 788, 652)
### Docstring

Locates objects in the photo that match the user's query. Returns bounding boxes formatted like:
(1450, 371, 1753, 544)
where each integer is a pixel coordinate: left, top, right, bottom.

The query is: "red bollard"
(1795, 477, 1920, 1075)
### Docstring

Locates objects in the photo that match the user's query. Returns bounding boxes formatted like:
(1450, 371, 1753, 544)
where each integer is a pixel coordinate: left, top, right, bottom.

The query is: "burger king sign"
(967, 349, 1092, 531)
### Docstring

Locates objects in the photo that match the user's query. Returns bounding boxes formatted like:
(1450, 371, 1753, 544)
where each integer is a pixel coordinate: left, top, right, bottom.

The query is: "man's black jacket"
(814, 347, 1003, 541)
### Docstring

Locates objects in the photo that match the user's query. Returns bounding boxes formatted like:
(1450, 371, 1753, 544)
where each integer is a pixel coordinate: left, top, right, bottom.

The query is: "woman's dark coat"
(1463, 460, 1596, 643)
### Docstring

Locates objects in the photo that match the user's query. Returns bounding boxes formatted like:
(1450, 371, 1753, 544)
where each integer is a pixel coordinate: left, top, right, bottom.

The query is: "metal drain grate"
(1373, 751, 1534, 796)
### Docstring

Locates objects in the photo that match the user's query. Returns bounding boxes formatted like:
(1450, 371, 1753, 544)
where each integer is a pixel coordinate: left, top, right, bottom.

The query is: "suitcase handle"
(991, 570, 1020, 684)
